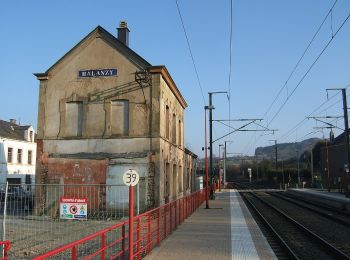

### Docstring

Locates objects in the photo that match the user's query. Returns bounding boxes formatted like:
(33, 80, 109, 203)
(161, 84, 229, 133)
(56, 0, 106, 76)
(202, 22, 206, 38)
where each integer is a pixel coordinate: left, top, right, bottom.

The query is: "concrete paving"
(145, 190, 276, 260)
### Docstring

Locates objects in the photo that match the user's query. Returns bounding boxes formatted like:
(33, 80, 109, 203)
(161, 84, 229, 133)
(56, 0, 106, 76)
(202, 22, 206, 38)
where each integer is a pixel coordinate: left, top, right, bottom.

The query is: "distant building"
(34, 22, 197, 212)
(0, 119, 36, 187)
(316, 131, 349, 191)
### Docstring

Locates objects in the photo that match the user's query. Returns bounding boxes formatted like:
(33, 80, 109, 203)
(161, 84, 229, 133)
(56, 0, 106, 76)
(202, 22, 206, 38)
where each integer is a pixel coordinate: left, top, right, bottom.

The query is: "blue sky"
(1, 1, 350, 158)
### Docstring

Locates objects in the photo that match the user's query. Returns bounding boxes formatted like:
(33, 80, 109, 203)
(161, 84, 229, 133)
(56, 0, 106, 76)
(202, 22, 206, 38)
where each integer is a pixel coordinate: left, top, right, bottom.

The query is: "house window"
(165, 106, 170, 139)
(172, 114, 176, 143)
(7, 148, 13, 163)
(17, 149, 22, 164)
(111, 100, 129, 136)
(29, 131, 33, 142)
(65, 101, 83, 137)
(28, 150, 32, 165)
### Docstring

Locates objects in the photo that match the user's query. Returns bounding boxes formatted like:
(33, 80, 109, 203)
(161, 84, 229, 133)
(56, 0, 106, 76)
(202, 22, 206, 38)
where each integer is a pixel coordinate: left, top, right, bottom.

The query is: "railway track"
(242, 191, 350, 259)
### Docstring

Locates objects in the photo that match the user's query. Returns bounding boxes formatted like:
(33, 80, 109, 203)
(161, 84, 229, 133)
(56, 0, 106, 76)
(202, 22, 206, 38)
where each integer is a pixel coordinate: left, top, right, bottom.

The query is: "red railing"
(0, 240, 11, 260)
(33, 189, 205, 260)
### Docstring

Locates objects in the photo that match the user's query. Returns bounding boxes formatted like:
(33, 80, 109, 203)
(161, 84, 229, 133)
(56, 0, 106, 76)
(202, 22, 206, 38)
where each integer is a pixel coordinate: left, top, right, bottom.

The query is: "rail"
(32, 189, 205, 259)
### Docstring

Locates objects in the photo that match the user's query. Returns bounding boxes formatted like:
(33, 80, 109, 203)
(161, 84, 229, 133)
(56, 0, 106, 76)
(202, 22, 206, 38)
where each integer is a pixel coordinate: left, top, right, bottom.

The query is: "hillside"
(255, 138, 321, 161)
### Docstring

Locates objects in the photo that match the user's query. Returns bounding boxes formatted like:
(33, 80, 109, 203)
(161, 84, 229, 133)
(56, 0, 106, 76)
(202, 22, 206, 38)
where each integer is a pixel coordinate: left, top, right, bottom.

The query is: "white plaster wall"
(0, 138, 36, 184)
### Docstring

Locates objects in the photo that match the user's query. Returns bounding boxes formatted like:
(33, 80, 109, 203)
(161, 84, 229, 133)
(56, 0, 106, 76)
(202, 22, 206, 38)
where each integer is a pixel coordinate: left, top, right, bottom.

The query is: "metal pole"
(275, 140, 278, 175)
(204, 107, 209, 209)
(224, 142, 227, 187)
(2, 182, 8, 258)
(311, 149, 314, 186)
(297, 150, 300, 186)
(136, 183, 139, 215)
(129, 186, 134, 260)
(341, 89, 350, 196)
(209, 93, 214, 199)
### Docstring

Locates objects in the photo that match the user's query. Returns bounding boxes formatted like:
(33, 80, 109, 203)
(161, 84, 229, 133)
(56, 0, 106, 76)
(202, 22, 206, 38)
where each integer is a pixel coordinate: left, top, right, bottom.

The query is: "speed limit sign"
(123, 169, 139, 186)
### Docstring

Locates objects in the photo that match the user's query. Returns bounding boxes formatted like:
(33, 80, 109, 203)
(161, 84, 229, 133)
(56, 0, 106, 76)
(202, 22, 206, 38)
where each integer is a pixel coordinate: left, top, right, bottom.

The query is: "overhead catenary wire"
(274, 85, 350, 143)
(268, 8, 350, 127)
(244, 2, 350, 154)
(262, 0, 338, 122)
(175, 0, 206, 105)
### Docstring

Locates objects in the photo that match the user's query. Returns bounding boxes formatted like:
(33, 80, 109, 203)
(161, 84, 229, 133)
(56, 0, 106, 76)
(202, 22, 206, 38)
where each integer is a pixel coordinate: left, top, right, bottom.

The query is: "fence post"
(101, 233, 106, 260)
(129, 186, 134, 260)
(72, 246, 77, 260)
(2, 182, 8, 259)
(122, 224, 126, 260)
(164, 206, 167, 238)
(170, 203, 172, 233)
(157, 208, 161, 246)
(175, 201, 177, 229)
(147, 213, 151, 253)
(137, 218, 140, 260)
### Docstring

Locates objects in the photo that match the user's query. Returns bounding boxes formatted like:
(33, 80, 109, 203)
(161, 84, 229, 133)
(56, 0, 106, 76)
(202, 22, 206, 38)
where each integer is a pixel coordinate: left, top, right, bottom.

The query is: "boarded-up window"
(111, 100, 129, 136)
(66, 102, 83, 137)
(179, 165, 183, 192)
(178, 120, 182, 147)
(172, 114, 176, 144)
(87, 103, 105, 136)
(172, 164, 177, 198)
(166, 106, 170, 139)
(165, 162, 170, 201)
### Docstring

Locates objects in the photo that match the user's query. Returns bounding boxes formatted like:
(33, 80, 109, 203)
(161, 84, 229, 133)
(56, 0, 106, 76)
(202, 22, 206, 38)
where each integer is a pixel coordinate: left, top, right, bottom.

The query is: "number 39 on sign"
(123, 169, 140, 186)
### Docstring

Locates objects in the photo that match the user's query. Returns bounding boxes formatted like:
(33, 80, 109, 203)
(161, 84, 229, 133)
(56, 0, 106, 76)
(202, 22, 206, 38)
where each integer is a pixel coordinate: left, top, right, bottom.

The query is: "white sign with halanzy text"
(123, 169, 139, 186)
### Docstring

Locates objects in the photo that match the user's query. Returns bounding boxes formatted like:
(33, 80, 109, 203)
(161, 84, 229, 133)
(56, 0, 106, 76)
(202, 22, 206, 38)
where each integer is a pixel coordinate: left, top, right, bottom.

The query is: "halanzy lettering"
(79, 68, 117, 78)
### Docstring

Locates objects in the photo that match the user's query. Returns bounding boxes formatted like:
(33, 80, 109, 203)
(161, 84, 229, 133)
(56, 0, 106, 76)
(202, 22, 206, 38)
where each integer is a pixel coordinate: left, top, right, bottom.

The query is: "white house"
(0, 119, 36, 187)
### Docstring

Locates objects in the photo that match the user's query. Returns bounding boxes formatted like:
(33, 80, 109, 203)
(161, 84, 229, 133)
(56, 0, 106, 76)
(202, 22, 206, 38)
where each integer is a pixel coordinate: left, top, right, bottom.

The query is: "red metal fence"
(0, 241, 11, 260)
(31, 189, 205, 259)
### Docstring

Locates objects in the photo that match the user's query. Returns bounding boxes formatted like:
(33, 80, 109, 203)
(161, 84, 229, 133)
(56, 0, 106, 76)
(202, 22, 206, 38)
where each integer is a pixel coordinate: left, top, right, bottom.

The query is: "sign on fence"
(59, 197, 88, 220)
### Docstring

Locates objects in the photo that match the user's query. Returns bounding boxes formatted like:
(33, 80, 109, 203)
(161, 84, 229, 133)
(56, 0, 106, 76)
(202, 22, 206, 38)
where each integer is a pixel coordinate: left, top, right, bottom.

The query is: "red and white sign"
(60, 197, 88, 220)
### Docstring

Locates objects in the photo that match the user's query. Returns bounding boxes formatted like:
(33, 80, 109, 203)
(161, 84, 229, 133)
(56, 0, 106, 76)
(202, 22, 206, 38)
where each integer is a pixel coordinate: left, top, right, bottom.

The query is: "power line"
(262, 0, 338, 121)
(278, 84, 350, 142)
(244, 0, 340, 154)
(268, 8, 350, 126)
(175, 0, 206, 104)
(245, 5, 350, 154)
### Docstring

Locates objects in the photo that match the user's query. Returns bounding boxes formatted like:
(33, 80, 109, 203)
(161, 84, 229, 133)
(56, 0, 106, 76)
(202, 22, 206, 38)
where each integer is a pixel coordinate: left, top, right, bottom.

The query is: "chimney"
(9, 119, 17, 125)
(117, 21, 130, 46)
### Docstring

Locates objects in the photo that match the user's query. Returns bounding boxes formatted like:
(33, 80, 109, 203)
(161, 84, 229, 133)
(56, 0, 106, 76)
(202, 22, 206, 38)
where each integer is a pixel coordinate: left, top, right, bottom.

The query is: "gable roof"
(0, 120, 32, 141)
(35, 25, 151, 78)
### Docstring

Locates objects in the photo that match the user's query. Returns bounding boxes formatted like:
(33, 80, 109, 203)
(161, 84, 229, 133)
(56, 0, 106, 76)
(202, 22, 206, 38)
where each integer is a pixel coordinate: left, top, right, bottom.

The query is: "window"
(178, 120, 182, 146)
(172, 164, 177, 198)
(172, 114, 176, 143)
(28, 150, 32, 165)
(7, 148, 13, 163)
(165, 106, 170, 139)
(17, 149, 22, 164)
(179, 165, 183, 192)
(111, 100, 129, 136)
(29, 131, 33, 142)
(65, 101, 83, 137)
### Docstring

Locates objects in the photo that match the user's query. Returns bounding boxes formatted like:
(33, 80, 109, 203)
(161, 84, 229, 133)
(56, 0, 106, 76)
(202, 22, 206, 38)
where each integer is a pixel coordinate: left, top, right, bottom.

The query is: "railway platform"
(145, 190, 276, 260)
(289, 188, 350, 212)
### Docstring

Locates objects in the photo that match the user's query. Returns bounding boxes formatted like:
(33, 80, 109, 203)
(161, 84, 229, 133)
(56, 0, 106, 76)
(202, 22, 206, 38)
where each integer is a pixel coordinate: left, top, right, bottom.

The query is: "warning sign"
(60, 197, 87, 220)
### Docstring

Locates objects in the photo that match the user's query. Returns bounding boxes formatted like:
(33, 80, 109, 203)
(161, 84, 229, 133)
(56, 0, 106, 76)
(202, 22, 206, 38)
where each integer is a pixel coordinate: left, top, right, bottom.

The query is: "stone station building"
(34, 22, 197, 213)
